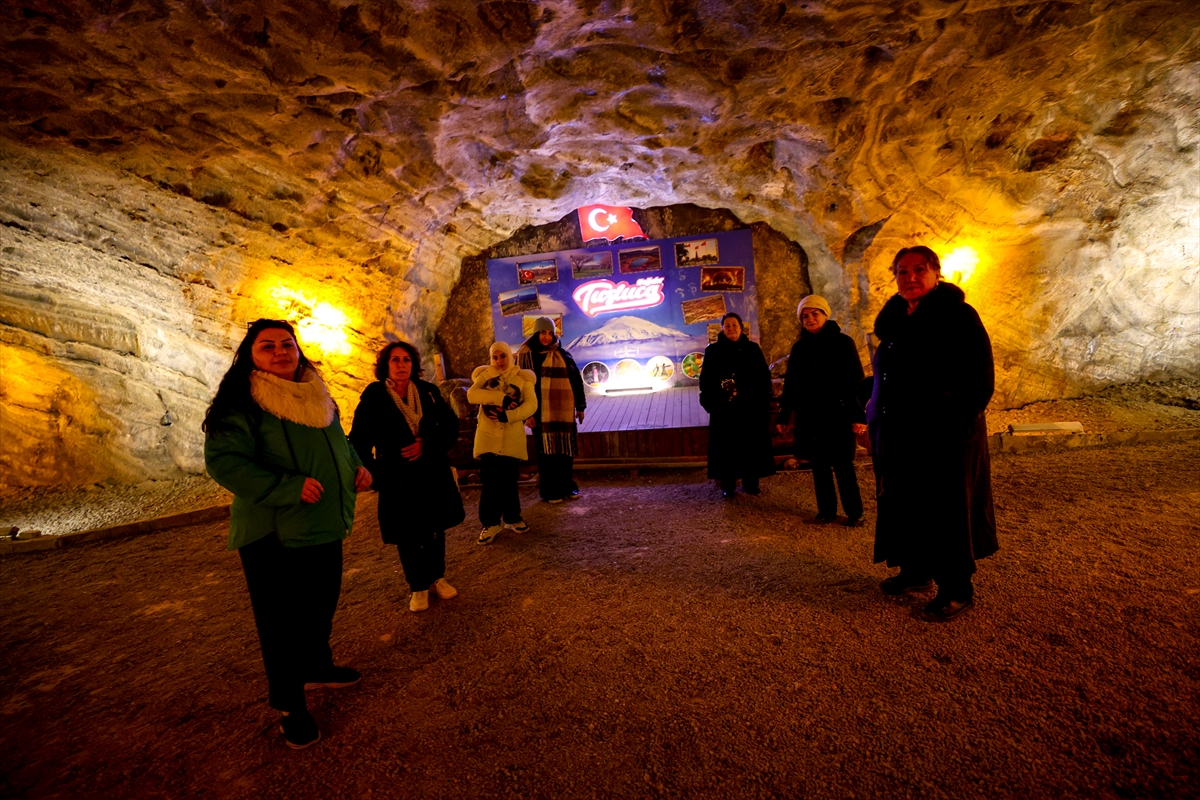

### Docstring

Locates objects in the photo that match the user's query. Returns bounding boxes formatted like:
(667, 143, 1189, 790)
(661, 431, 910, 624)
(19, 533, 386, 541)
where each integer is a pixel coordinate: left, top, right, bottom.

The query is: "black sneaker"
(566, 490, 581, 501)
(304, 666, 361, 691)
(842, 516, 863, 527)
(809, 513, 837, 524)
(921, 595, 975, 622)
(280, 709, 320, 749)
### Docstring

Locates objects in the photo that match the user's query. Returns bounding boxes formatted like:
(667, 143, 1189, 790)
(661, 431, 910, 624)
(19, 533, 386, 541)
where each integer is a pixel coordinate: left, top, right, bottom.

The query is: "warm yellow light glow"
(942, 246, 980, 285)
(267, 285, 353, 357)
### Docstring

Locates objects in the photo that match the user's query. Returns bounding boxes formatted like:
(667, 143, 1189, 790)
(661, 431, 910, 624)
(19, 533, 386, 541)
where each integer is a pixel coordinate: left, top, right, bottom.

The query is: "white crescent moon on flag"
(588, 207, 611, 232)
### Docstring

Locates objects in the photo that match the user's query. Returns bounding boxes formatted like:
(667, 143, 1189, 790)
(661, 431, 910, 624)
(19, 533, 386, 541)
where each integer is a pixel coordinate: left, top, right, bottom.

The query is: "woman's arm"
(204, 414, 306, 506)
(347, 390, 379, 475)
(466, 366, 507, 406)
(504, 370, 539, 424)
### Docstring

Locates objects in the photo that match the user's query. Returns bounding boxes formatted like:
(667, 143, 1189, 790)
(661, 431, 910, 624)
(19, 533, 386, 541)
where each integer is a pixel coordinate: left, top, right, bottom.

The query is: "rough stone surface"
(1, 2, 1198, 489)
(0, 442, 1197, 798)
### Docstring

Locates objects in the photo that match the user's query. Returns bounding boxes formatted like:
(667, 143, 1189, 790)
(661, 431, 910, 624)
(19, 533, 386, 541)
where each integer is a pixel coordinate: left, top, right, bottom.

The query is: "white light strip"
(605, 386, 655, 395)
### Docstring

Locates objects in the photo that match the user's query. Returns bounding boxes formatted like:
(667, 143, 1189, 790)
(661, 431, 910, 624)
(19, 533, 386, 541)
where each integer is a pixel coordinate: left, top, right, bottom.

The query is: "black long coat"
(349, 378, 464, 543)
(777, 320, 865, 463)
(699, 333, 776, 480)
(867, 282, 998, 573)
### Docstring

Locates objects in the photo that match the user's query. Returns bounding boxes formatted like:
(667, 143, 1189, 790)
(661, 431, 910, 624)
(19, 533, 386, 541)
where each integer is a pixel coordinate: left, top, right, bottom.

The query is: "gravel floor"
(1, 442, 1197, 799)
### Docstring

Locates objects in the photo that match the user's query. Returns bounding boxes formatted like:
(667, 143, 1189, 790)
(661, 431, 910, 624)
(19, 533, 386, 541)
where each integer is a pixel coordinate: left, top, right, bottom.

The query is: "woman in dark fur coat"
(867, 246, 998, 622)
(777, 295, 866, 526)
(699, 312, 776, 497)
(350, 342, 464, 614)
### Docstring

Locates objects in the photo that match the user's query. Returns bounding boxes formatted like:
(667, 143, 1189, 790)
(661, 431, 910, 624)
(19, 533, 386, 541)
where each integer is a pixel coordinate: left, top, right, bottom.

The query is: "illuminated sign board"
(572, 277, 666, 317)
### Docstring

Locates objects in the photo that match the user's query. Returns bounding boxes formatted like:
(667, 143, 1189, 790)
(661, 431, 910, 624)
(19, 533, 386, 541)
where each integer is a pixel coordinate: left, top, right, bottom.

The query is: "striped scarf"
(519, 343, 577, 456)
(385, 379, 423, 437)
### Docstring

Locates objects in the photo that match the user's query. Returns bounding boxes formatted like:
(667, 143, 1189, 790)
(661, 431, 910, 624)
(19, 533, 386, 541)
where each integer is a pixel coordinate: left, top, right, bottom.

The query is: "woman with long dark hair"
(203, 318, 372, 749)
(350, 341, 464, 613)
(699, 312, 775, 497)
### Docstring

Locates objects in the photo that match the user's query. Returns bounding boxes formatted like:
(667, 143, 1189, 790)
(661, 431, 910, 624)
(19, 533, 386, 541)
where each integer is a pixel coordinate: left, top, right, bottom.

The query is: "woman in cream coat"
(467, 341, 537, 544)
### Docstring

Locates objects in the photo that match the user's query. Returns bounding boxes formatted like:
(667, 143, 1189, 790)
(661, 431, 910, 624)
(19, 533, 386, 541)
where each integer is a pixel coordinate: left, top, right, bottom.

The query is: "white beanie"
(796, 295, 832, 320)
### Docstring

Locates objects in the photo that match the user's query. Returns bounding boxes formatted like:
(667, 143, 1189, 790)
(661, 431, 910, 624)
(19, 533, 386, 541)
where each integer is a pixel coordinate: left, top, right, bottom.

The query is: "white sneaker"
(477, 525, 503, 545)
(430, 578, 457, 600)
(409, 590, 429, 612)
(505, 520, 530, 533)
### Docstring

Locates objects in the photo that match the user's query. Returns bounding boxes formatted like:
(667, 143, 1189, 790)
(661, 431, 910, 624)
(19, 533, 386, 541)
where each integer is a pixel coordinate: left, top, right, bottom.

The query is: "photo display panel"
(486, 228, 758, 394)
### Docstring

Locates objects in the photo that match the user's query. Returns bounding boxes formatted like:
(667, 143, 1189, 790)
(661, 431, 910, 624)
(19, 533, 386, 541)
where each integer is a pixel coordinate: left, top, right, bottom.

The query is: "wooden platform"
(579, 386, 708, 433)
(577, 386, 709, 466)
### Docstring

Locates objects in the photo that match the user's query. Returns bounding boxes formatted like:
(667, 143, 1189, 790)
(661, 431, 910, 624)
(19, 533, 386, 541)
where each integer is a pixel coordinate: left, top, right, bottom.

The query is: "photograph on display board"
(681, 352, 704, 379)
(498, 286, 541, 317)
(517, 259, 559, 285)
(700, 266, 745, 292)
(581, 361, 609, 387)
(680, 294, 728, 326)
(674, 238, 720, 267)
(522, 314, 563, 339)
(613, 359, 643, 382)
(569, 251, 613, 279)
(645, 356, 675, 383)
(708, 320, 751, 343)
(618, 246, 662, 274)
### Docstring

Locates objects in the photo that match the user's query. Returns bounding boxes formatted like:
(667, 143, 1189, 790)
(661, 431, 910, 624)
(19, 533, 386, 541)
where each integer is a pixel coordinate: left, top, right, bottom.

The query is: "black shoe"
(880, 573, 934, 596)
(921, 595, 975, 622)
(304, 666, 361, 691)
(721, 490, 734, 499)
(566, 490, 581, 501)
(280, 710, 320, 749)
(842, 516, 863, 527)
(744, 483, 761, 496)
(809, 513, 837, 524)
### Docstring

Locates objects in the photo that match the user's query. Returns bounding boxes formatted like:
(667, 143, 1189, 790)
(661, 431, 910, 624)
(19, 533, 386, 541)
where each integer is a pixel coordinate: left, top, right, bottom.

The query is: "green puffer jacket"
(205, 408, 363, 550)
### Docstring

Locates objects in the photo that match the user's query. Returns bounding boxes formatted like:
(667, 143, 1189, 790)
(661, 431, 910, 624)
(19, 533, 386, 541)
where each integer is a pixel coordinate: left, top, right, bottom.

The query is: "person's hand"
(354, 466, 373, 491)
(483, 405, 501, 421)
(576, 409, 585, 424)
(300, 477, 324, 503)
(776, 424, 791, 435)
(525, 418, 536, 430)
(400, 438, 423, 461)
(852, 423, 868, 434)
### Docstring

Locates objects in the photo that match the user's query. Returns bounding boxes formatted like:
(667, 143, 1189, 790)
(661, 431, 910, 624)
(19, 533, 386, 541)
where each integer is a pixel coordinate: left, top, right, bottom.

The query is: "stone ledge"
(0, 505, 231, 558)
(990, 428, 1200, 455)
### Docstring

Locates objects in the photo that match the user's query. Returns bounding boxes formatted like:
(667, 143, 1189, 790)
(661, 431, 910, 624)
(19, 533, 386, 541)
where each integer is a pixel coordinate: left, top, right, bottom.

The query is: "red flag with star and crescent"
(578, 204, 646, 242)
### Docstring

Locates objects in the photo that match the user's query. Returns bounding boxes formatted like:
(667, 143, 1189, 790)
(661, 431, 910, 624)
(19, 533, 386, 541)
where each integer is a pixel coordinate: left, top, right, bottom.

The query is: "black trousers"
(239, 535, 343, 713)
(396, 531, 446, 592)
(478, 453, 522, 526)
(718, 473, 759, 493)
(812, 455, 863, 519)
(536, 450, 578, 501)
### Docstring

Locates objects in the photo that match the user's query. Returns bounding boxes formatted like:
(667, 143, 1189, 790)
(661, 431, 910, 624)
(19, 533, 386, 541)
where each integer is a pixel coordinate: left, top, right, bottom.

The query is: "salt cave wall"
(0, 1, 1197, 491)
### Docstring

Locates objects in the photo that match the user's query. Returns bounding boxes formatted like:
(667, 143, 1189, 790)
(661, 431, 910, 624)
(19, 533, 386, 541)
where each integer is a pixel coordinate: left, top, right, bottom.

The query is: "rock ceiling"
(0, 0, 1197, 488)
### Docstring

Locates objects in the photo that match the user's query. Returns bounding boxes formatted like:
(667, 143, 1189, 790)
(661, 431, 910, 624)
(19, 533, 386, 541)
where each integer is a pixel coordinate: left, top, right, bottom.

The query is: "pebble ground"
(1, 442, 1197, 799)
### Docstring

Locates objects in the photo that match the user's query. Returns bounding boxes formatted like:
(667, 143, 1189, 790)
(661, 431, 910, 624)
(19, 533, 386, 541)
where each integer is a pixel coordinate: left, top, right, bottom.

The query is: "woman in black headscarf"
(868, 245, 998, 622)
(699, 312, 776, 497)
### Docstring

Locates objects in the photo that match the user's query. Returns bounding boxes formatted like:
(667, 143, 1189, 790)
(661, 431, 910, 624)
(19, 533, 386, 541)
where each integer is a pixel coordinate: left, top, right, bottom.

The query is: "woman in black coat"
(777, 295, 866, 526)
(350, 342, 464, 613)
(699, 313, 776, 497)
(868, 246, 998, 622)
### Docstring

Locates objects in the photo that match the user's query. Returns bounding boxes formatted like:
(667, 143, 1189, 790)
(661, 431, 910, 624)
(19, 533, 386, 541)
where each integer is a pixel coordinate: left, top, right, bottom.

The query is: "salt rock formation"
(1, 1, 1197, 490)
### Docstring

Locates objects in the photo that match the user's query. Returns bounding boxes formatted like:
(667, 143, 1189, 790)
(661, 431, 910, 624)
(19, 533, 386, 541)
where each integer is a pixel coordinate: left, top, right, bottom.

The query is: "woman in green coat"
(203, 318, 372, 749)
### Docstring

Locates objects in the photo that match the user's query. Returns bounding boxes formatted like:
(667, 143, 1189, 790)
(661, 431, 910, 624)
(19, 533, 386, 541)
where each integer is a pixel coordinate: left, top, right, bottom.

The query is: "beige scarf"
(385, 379, 423, 436)
(249, 367, 336, 428)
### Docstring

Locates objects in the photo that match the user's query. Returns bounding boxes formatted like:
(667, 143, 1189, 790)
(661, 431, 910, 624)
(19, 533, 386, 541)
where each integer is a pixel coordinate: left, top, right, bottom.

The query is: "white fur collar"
(250, 368, 336, 429)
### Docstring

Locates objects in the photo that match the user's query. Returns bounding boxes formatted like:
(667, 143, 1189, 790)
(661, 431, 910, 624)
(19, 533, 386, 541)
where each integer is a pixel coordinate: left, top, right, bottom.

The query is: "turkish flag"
(578, 204, 646, 242)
